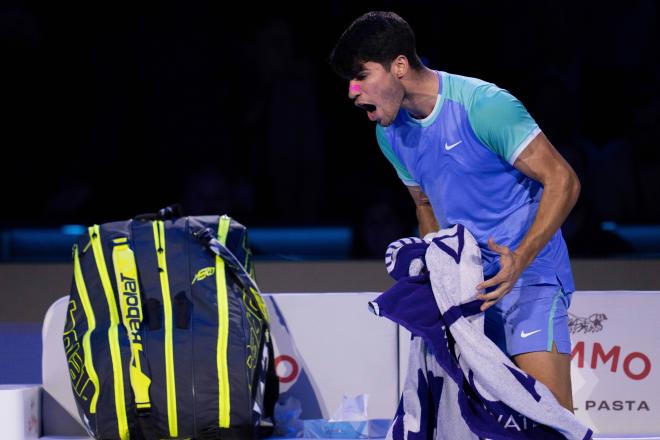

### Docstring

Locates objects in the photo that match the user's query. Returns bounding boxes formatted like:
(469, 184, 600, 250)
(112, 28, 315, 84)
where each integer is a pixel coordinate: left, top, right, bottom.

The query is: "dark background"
(1, 1, 657, 257)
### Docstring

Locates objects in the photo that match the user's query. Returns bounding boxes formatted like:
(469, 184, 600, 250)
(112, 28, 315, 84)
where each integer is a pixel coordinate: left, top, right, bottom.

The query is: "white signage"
(264, 293, 400, 420)
(570, 291, 659, 435)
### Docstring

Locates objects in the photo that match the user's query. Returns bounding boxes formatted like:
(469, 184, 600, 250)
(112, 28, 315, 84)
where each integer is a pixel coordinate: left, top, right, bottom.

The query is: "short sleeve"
(468, 84, 541, 164)
(376, 125, 419, 186)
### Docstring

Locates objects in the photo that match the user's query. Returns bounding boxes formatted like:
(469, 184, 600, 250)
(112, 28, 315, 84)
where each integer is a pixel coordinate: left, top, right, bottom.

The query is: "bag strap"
(192, 221, 262, 297)
(262, 330, 279, 421)
(111, 238, 158, 440)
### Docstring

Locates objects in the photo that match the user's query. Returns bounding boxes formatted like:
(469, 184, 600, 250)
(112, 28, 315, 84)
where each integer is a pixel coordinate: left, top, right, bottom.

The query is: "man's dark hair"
(329, 11, 423, 80)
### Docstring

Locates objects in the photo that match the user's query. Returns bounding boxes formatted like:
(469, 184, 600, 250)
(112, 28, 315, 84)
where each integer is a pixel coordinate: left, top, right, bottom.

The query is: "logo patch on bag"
(192, 267, 215, 284)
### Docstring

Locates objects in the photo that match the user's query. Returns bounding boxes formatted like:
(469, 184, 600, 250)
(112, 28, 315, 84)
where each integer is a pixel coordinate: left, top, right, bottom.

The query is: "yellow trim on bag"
(153, 221, 178, 437)
(89, 226, 129, 440)
(216, 215, 231, 427)
(112, 240, 152, 418)
(73, 244, 101, 413)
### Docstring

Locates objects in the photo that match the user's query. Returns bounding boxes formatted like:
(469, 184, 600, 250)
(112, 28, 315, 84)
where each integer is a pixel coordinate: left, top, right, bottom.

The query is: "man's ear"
(390, 55, 409, 79)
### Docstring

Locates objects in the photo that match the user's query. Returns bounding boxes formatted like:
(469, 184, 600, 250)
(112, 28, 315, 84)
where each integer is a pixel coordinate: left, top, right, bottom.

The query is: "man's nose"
(348, 82, 361, 99)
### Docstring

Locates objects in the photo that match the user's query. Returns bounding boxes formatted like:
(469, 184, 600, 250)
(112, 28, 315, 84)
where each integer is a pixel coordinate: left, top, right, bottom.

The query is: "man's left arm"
(476, 132, 580, 311)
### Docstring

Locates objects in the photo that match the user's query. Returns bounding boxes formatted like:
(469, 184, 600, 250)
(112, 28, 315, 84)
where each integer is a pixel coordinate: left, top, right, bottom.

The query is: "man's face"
(348, 61, 404, 127)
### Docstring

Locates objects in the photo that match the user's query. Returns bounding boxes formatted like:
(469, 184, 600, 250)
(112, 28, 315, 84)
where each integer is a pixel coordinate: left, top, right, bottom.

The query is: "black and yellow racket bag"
(63, 207, 278, 439)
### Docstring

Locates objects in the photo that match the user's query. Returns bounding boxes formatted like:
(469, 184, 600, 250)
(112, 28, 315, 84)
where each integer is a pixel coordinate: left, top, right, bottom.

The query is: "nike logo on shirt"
(520, 329, 542, 338)
(444, 141, 462, 150)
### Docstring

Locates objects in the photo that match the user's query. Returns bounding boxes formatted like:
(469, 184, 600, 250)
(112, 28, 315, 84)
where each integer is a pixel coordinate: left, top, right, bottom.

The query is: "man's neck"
(400, 67, 439, 119)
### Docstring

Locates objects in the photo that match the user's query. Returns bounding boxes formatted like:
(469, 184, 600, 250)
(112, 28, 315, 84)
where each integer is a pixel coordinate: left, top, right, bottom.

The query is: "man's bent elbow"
(567, 169, 581, 208)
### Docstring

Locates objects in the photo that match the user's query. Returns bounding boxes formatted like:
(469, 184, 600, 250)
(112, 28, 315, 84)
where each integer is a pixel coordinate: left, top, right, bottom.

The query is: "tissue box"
(302, 418, 390, 439)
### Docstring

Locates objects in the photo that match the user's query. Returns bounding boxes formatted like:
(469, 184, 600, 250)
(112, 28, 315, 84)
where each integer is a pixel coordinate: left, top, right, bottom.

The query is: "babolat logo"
(64, 300, 94, 402)
(192, 267, 215, 284)
(120, 273, 142, 344)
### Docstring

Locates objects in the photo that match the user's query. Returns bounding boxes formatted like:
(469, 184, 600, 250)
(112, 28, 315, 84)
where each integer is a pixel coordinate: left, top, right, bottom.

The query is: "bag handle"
(134, 204, 184, 221)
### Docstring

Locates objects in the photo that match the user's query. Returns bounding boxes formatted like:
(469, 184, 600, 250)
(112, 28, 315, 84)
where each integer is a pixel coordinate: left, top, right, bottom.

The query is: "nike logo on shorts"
(520, 329, 541, 338)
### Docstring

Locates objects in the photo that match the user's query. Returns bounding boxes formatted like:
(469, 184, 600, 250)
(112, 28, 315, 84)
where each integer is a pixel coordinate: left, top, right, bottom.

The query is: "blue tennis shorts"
(484, 283, 572, 357)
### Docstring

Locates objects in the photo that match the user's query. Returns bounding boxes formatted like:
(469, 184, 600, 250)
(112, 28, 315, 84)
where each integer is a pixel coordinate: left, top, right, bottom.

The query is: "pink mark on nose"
(349, 84, 361, 93)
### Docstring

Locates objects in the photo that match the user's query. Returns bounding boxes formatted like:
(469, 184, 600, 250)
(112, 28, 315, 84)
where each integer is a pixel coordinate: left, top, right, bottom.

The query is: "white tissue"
(329, 394, 369, 422)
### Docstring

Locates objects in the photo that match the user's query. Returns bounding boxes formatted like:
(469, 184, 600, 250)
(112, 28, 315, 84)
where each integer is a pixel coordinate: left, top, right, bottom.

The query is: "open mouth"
(356, 103, 378, 121)
(357, 103, 376, 113)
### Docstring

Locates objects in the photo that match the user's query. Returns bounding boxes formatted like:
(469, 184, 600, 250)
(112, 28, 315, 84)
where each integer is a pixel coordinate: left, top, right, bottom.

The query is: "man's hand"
(476, 238, 525, 311)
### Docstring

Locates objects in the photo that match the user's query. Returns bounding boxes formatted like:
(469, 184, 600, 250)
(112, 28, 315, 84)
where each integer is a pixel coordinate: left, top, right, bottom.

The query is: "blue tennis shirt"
(376, 70, 574, 292)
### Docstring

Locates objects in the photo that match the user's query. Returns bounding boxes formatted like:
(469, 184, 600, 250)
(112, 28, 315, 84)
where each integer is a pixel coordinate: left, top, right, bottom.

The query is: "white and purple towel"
(369, 225, 593, 440)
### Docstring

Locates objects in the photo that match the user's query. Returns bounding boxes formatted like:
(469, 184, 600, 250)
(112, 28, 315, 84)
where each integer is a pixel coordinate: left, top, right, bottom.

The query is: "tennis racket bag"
(63, 206, 278, 439)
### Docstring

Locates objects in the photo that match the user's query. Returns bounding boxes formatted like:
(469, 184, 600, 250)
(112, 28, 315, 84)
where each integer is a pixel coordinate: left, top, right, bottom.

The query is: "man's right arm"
(407, 186, 439, 237)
